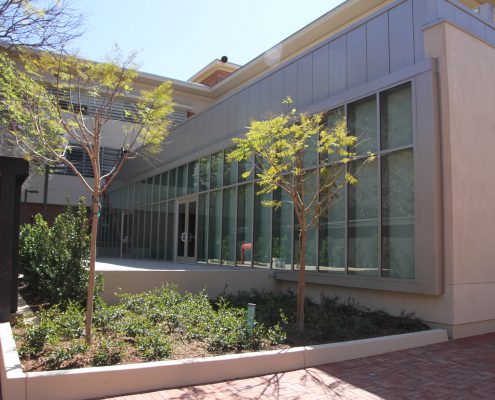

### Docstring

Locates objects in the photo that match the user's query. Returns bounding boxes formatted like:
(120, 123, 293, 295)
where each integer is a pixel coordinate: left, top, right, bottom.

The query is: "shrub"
(136, 329, 172, 361)
(19, 197, 103, 307)
(92, 338, 122, 366)
(46, 340, 88, 369)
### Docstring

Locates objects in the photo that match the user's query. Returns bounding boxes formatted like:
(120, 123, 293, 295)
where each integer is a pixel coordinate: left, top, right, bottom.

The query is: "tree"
(0, 0, 82, 50)
(228, 98, 374, 333)
(0, 50, 174, 343)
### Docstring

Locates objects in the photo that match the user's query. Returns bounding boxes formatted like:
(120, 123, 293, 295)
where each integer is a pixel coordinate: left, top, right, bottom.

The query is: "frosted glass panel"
(382, 149, 415, 278)
(348, 160, 378, 276)
(380, 82, 412, 150)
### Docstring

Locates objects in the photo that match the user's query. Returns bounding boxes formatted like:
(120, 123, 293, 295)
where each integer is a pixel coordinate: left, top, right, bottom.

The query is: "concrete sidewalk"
(101, 333, 495, 400)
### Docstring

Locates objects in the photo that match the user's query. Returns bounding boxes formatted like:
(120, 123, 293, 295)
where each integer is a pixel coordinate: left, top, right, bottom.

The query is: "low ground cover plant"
(13, 285, 287, 371)
(221, 289, 429, 344)
(12, 286, 428, 372)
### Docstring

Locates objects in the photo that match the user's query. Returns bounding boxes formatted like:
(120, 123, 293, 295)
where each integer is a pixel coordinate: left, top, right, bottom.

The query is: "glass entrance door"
(176, 198, 197, 262)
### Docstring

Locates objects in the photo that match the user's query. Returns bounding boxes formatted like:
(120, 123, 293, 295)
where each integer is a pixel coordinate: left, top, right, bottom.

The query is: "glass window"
(238, 154, 254, 183)
(157, 202, 167, 259)
(177, 164, 187, 197)
(237, 183, 253, 267)
(223, 148, 237, 186)
(381, 82, 412, 150)
(168, 169, 176, 199)
(210, 151, 223, 189)
(150, 203, 159, 258)
(138, 180, 146, 258)
(144, 203, 152, 259)
(152, 175, 161, 203)
(253, 185, 271, 268)
(348, 95, 377, 155)
(199, 156, 210, 192)
(221, 187, 237, 265)
(382, 149, 415, 278)
(208, 190, 222, 263)
(303, 134, 318, 169)
(322, 106, 345, 164)
(272, 188, 292, 270)
(348, 159, 379, 276)
(319, 171, 345, 272)
(197, 193, 209, 262)
(293, 170, 317, 271)
(165, 200, 175, 261)
(159, 172, 168, 201)
(187, 160, 199, 194)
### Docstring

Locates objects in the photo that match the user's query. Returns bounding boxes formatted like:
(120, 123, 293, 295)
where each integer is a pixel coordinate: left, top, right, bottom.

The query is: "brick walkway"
(99, 333, 495, 400)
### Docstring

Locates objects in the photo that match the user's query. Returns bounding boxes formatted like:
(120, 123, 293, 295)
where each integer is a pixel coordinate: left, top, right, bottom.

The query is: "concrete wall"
(100, 269, 278, 305)
(424, 21, 495, 338)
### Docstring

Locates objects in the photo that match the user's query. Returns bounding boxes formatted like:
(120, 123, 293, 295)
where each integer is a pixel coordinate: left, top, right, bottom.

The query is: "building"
(18, 62, 238, 223)
(98, 0, 495, 339)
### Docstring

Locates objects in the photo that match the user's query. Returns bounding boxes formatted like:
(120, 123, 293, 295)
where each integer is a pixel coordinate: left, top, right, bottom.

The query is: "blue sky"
(70, 0, 346, 81)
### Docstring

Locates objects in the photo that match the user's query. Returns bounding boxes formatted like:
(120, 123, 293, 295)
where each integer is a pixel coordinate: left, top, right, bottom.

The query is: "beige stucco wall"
(423, 21, 495, 337)
(100, 269, 278, 305)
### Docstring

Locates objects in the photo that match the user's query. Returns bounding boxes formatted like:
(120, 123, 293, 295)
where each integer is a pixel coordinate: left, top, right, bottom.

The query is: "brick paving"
(99, 333, 495, 400)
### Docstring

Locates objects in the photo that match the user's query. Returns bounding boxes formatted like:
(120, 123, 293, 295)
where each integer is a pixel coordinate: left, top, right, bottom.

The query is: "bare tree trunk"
(296, 227, 306, 334)
(85, 193, 99, 344)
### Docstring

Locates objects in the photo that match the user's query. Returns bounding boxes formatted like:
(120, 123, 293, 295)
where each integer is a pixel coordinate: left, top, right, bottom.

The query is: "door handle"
(181, 232, 187, 242)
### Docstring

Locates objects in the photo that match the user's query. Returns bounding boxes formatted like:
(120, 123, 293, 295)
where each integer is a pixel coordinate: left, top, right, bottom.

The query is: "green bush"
(91, 338, 122, 366)
(136, 329, 172, 361)
(19, 197, 103, 307)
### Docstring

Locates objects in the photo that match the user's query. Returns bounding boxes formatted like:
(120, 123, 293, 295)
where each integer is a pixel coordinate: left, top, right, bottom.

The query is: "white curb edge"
(1, 322, 448, 400)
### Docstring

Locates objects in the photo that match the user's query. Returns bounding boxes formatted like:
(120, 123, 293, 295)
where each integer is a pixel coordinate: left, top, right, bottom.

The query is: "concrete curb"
(1, 323, 448, 400)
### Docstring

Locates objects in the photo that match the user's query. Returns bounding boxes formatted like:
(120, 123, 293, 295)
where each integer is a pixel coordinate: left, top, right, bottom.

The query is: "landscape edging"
(0, 322, 448, 400)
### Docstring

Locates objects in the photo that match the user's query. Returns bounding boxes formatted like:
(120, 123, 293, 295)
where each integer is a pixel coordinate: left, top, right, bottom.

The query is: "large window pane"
(132, 184, 139, 257)
(238, 154, 254, 183)
(208, 190, 222, 263)
(319, 171, 345, 272)
(382, 149, 415, 278)
(348, 160, 378, 276)
(150, 203, 159, 259)
(152, 175, 161, 203)
(159, 172, 168, 201)
(187, 160, 199, 194)
(199, 156, 210, 192)
(138, 180, 146, 257)
(348, 95, 377, 155)
(210, 151, 223, 189)
(221, 187, 236, 265)
(157, 202, 167, 259)
(237, 183, 253, 266)
(177, 164, 187, 197)
(323, 107, 345, 164)
(197, 193, 209, 262)
(165, 200, 175, 261)
(381, 82, 412, 150)
(294, 170, 317, 271)
(272, 188, 292, 270)
(303, 135, 318, 168)
(223, 148, 237, 186)
(253, 186, 271, 267)
(168, 169, 176, 199)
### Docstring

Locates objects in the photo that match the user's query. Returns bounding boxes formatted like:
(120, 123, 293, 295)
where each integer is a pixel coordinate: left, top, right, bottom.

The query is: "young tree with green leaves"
(0, 0, 82, 51)
(228, 98, 374, 333)
(0, 50, 174, 343)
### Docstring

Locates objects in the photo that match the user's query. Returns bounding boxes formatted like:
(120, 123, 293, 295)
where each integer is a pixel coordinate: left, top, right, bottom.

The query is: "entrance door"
(176, 198, 197, 262)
